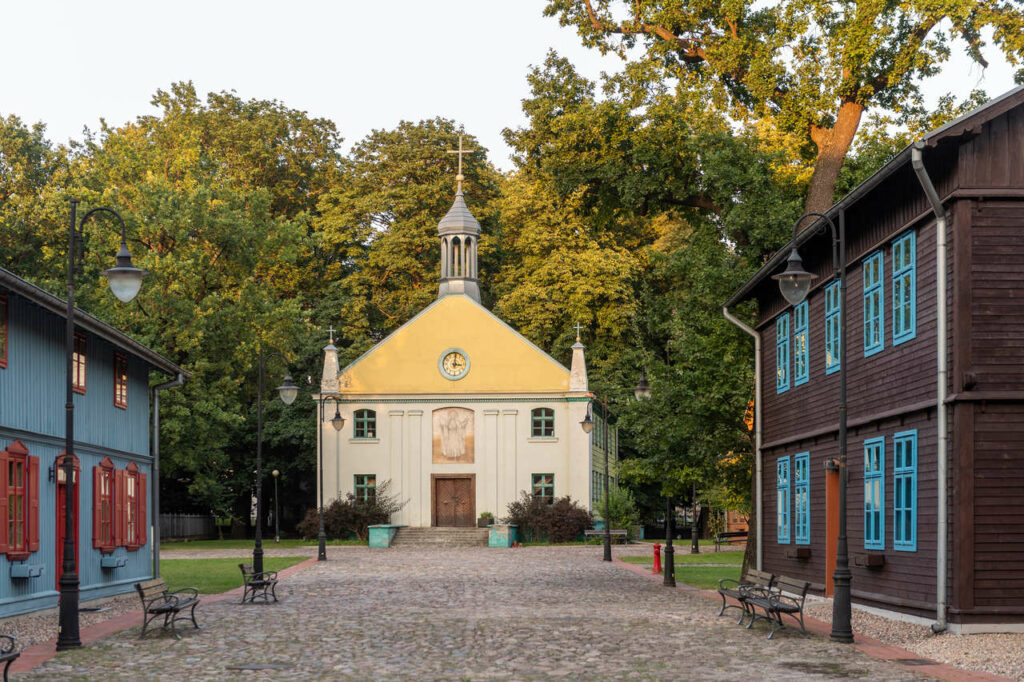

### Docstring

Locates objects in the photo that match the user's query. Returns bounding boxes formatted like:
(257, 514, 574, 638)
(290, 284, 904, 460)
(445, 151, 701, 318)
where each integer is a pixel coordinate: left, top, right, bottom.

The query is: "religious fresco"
(432, 407, 474, 463)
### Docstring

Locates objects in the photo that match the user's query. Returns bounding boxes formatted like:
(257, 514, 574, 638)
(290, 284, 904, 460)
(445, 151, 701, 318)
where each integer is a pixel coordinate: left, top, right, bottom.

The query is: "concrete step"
(391, 527, 489, 547)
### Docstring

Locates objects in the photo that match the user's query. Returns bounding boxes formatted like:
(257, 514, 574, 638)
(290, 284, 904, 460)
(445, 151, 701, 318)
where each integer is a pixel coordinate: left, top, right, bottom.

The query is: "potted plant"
(478, 511, 494, 528)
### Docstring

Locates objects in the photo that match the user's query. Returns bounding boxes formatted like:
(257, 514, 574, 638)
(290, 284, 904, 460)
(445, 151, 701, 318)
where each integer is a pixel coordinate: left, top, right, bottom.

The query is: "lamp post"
(272, 469, 280, 543)
(580, 394, 612, 562)
(317, 397, 345, 561)
(772, 211, 852, 643)
(690, 481, 700, 554)
(633, 371, 675, 585)
(253, 349, 298, 575)
(59, 198, 147, 651)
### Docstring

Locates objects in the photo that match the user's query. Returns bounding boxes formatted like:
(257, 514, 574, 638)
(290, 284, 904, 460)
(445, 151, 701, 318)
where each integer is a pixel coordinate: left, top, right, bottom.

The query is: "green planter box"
(488, 524, 517, 548)
(368, 524, 406, 548)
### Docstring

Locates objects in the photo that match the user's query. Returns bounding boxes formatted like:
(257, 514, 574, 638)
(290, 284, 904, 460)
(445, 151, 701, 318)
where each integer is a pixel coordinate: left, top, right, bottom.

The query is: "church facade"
(315, 166, 614, 527)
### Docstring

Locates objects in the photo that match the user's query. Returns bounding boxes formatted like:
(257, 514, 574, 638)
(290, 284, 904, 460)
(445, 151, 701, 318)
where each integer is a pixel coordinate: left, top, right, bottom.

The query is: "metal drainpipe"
(151, 372, 186, 578)
(911, 142, 949, 634)
(723, 306, 762, 571)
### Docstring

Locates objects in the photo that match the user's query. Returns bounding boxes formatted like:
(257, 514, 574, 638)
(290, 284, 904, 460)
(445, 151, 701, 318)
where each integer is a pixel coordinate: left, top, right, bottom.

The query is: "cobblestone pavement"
(20, 546, 927, 681)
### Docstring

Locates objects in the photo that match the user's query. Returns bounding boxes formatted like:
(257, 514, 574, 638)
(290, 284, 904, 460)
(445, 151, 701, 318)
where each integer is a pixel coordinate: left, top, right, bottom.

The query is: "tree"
(545, 0, 1024, 214)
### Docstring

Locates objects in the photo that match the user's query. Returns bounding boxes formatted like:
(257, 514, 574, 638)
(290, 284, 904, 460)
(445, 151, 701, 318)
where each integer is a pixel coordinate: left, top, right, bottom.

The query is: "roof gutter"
(911, 142, 949, 634)
(722, 306, 761, 572)
(151, 372, 186, 578)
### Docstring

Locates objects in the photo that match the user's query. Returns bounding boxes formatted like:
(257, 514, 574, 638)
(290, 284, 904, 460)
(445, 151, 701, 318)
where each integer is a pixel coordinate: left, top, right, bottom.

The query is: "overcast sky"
(1, 1, 1017, 171)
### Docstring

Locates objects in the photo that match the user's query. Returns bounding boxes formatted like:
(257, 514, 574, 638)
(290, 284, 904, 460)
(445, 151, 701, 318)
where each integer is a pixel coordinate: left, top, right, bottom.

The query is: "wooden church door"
(432, 475, 475, 527)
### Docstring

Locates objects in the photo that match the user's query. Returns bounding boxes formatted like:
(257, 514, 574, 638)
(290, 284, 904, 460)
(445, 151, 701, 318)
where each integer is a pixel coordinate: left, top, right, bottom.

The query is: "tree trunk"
(803, 101, 865, 216)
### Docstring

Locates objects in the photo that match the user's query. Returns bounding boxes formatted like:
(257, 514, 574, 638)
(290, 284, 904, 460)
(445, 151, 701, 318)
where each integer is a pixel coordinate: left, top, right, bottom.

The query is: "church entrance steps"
(390, 527, 488, 548)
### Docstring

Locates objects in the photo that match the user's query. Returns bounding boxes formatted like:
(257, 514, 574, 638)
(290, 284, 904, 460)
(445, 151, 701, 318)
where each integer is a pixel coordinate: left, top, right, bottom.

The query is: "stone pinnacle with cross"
(447, 134, 475, 194)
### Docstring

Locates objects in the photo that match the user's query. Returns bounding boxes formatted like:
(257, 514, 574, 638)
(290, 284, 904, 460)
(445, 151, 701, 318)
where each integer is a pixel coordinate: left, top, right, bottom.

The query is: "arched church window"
(441, 238, 449, 278)
(354, 409, 376, 439)
(531, 408, 555, 438)
(451, 237, 461, 277)
(465, 237, 473, 278)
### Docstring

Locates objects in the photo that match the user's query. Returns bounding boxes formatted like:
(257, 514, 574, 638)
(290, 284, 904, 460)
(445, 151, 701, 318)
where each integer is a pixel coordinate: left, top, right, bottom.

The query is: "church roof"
(437, 191, 481, 236)
(335, 294, 571, 395)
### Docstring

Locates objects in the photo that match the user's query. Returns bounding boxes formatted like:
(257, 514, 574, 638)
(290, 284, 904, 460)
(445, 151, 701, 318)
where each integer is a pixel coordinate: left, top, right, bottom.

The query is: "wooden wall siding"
(969, 200, 1024, 391)
(973, 404, 1024, 609)
(0, 292, 150, 456)
(761, 411, 939, 615)
(0, 436, 153, 618)
(759, 213, 940, 447)
(957, 107, 1024, 190)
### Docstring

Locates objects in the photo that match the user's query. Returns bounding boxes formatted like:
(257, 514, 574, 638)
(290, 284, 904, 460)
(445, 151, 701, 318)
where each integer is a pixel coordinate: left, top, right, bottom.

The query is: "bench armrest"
(0, 634, 16, 656)
(248, 570, 278, 581)
(741, 585, 776, 599)
(718, 578, 743, 590)
(769, 593, 804, 610)
(170, 587, 199, 601)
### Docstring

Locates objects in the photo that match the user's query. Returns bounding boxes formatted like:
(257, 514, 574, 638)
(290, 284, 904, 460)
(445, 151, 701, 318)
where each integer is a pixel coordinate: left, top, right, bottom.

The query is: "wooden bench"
(584, 529, 628, 543)
(0, 635, 19, 682)
(717, 568, 774, 623)
(714, 530, 748, 551)
(239, 563, 279, 604)
(743, 575, 811, 639)
(134, 579, 201, 639)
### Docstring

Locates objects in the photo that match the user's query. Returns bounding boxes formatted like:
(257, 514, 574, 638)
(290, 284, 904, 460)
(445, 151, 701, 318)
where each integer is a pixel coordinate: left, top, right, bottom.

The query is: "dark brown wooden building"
(724, 86, 1024, 633)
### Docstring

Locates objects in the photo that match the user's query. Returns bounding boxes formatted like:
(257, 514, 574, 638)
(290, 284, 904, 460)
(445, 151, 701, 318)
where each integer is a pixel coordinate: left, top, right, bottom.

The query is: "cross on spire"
(447, 134, 475, 194)
(574, 322, 584, 342)
(327, 326, 336, 344)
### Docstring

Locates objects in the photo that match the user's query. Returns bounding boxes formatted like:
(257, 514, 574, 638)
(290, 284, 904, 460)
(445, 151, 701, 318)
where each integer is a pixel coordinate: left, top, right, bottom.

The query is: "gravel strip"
(805, 602, 1024, 681)
(0, 592, 140, 650)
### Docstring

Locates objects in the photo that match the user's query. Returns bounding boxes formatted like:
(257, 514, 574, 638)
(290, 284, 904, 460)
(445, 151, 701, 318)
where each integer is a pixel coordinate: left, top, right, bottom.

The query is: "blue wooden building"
(0, 266, 185, 617)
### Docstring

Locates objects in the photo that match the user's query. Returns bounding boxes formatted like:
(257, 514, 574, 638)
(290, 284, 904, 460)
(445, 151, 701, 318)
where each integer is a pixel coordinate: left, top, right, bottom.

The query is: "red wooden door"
(433, 477, 474, 527)
(55, 464, 80, 590)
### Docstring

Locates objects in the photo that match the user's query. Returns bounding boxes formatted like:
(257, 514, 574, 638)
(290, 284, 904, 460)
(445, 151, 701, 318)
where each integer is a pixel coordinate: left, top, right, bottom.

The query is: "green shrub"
(598, 486, 640, 539)
(503, 492, 592, 543)
(297, 479, 405, 541)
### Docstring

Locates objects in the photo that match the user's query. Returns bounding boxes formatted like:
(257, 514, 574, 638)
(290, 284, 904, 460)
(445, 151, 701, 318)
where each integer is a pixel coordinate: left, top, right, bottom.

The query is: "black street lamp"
(253, 349, 298, 575)
(271, 469, 280, 543)
(580, 395, 612, 562)
(317, 397, 345, 561)
(59, 198, 147, 651)
(772, 211, 852, 643)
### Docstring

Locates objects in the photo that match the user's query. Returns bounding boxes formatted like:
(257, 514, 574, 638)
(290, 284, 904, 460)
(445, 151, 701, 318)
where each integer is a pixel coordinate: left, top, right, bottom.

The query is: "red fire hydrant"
(652, 542, 662, 574)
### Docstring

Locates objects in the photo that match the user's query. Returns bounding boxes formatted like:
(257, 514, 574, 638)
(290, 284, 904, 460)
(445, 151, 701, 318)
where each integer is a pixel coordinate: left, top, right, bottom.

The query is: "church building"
(315, 160, 615, 527)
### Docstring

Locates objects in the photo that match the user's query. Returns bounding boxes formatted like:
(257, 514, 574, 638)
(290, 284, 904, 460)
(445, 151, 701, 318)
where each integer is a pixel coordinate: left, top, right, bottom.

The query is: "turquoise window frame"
(863, 251, 884, 357)
(532, 473, 555, 504)
(892, 231, 917, 345)
(794, 452, 810, 544)
(825, 281, 841, 375)
(863, 438, 885, 550)
(893, 430, 918, 551)
(793, 302, 809, 386)
(353, 409, 376, 439)
(354, 474, 376, 503)
(776, 313, 790, 394)
(776, 456, 790, 544)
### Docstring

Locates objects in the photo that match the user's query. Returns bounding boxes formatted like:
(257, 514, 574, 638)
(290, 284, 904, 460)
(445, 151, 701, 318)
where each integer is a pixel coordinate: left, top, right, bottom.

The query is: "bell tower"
(437, 136, 481, 303)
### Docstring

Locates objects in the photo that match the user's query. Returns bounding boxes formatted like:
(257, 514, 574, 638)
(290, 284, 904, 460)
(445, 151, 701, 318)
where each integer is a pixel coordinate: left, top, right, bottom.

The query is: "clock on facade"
(439, 348, 470, 380)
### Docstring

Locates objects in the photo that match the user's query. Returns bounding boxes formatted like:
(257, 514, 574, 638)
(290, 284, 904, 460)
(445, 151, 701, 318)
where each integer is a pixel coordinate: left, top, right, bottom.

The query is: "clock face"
(439, 349, 469, 379)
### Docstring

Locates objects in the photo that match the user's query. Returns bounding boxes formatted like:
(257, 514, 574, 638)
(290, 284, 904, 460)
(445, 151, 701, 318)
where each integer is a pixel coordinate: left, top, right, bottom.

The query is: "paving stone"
(17, 546, 926, 680)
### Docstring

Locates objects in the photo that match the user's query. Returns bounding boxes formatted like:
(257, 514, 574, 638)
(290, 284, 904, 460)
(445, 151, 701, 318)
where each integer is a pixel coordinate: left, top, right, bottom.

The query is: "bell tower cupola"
(437, 135, 481, 303)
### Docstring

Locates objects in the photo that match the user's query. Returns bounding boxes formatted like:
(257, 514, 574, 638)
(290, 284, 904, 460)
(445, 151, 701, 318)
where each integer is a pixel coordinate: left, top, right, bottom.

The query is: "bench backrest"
(135, 579, 168, 601)
(775, 576, 811, 600)
(744, 569, 774, 588)
(239, 563, 254, 575)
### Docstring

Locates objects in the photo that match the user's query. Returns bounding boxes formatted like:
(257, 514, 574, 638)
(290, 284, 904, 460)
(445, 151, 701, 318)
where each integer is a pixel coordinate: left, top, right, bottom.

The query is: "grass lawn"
(162, 538, 366, 550)
(619, 555, 742, 590)
(160, 556, 307, 595)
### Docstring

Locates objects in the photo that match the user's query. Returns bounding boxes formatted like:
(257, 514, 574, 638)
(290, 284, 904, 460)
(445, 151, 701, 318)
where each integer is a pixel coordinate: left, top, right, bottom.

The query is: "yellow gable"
(339, 296, 569, 394)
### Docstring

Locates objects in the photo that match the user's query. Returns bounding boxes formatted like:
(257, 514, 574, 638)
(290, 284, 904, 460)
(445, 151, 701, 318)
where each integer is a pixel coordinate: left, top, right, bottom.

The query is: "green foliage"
(598, 486, 640, 538)
(296, 480, 406, 541)
(503, 492, 593, 543)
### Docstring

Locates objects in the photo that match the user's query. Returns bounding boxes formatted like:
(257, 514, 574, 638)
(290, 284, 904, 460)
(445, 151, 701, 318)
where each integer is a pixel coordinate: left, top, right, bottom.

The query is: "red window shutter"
(27, 456, 39, 552)
(113, 469, 126, 547)
(92, 466, 102, 548)
(0, 450, 9, 554)
(138, 473, 148, 546)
